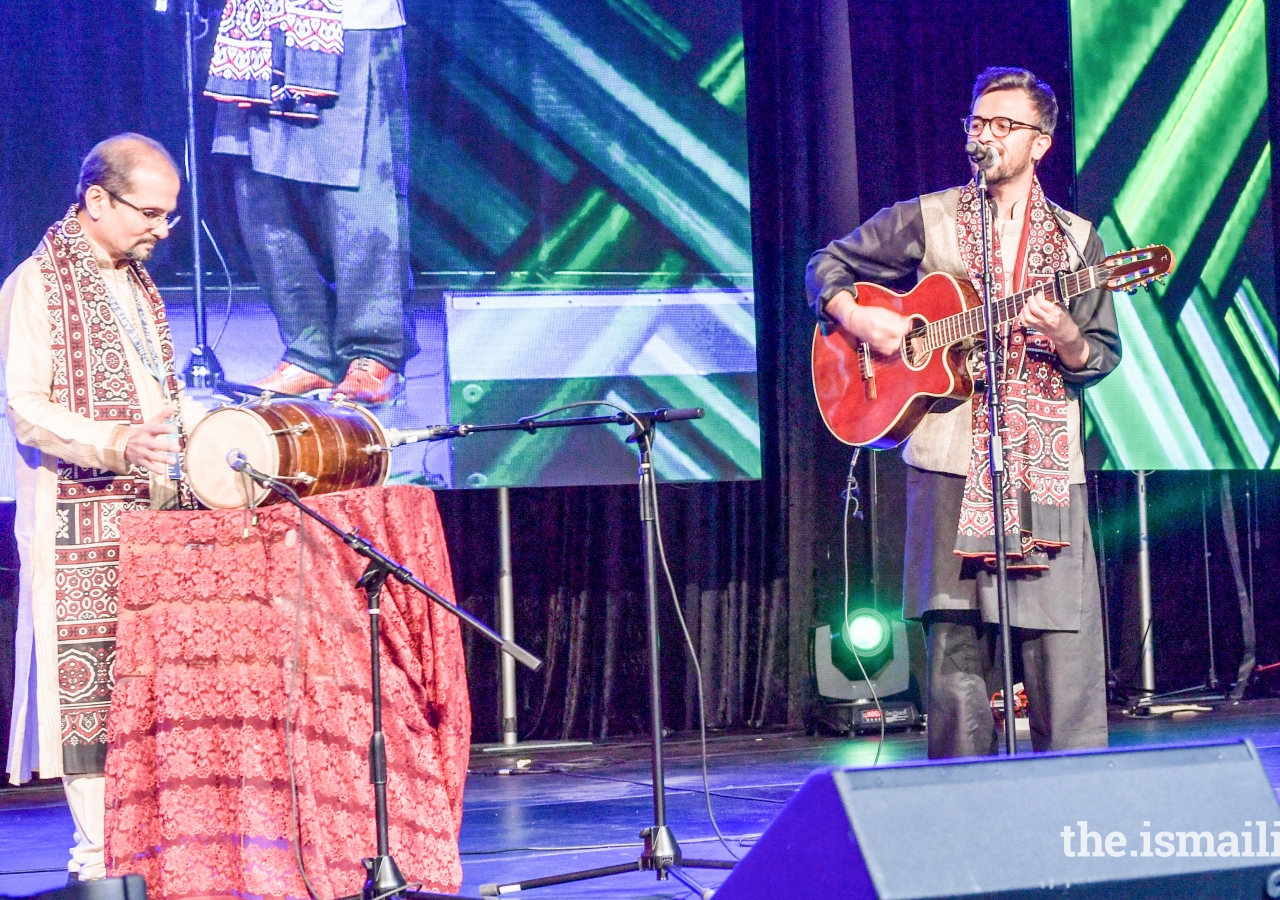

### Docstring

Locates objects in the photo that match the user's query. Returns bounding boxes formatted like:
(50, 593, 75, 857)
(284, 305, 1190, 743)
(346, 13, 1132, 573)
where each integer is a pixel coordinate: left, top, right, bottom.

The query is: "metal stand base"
(479, 858, 733, 898)
(183, 342, 224, 390)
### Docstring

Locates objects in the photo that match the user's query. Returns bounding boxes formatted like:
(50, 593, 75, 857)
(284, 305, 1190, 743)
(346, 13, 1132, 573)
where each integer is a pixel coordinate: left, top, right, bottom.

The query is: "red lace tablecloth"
(104, 485, 471, 899)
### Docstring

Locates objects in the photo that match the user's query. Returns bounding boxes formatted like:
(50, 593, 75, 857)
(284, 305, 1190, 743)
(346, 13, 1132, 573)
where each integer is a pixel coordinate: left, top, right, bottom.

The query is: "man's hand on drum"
(126, 404, 178, 476)
(825, 289, 911, 356)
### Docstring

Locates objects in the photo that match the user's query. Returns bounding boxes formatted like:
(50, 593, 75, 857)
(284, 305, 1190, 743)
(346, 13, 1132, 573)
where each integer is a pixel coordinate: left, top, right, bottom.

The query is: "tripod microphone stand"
(227, 453, 541, 900)
(389, 405, 734, 897)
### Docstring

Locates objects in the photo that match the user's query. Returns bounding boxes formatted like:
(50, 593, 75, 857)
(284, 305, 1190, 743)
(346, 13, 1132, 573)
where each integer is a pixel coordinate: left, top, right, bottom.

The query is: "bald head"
(76, 133, 179, 207)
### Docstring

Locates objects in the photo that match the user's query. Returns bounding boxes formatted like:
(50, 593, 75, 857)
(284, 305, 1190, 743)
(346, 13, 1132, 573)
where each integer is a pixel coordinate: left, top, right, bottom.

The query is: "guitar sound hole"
(901, 319, 930, 370)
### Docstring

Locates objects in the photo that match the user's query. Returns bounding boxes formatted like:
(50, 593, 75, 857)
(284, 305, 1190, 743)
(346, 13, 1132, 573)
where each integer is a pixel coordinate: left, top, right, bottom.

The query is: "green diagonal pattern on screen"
(503, 188, 638, 290)
(699, 35, 746, 117)
(1072, 0, 1186, 169)
(1224, 299, 1280, 422)
(1176, 287, 1272, 466)
(1086, 225, 1212, 468)
(1236, 278, 1278, 375)
(1200, 143, 1271, 297)
(1073, 0, 1276, 469)
(1110, 0, 1265, 260)
(604, 0, 692, 60)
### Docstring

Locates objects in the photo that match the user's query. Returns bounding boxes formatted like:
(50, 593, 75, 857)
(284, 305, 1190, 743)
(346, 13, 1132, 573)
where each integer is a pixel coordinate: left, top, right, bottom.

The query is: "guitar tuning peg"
(1127, 287, 1139, 296)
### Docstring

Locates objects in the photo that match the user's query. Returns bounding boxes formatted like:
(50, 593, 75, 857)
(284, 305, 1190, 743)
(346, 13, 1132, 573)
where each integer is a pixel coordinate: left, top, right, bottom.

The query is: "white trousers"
(62, 774, 106, 879)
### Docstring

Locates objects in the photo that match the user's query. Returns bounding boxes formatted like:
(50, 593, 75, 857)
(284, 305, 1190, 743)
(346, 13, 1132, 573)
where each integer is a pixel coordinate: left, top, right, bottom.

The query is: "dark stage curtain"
(847, 1, 1077, 217)
(437, 483, 788, 742)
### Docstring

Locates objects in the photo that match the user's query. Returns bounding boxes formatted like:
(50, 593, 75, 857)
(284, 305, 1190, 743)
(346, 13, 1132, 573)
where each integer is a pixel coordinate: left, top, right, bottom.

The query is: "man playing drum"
(0, 134, 207, 881)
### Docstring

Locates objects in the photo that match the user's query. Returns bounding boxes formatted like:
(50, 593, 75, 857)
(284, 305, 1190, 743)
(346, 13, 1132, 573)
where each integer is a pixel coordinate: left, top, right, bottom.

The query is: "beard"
(126, 239, 156, 262)
(986, 139, 1035, 186)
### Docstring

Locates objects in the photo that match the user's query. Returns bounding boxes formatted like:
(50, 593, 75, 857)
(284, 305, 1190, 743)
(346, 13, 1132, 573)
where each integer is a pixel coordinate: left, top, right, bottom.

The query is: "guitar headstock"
(1100, 245, 1175, 295)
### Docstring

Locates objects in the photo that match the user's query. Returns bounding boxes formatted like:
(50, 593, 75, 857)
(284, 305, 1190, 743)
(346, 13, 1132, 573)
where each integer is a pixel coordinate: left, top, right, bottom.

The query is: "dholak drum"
(185, 397, 390, 509)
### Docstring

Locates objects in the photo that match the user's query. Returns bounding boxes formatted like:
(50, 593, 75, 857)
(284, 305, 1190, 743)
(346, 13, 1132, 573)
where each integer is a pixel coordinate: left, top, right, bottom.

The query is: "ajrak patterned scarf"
(953, 178, 1073, 568)
(35, 208, 188, 774)
(206, 0, 344, 122)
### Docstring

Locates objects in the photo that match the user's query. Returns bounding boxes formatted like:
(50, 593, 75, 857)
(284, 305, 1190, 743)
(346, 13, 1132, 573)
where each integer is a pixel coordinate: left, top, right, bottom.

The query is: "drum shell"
(186, 398, 389, 509)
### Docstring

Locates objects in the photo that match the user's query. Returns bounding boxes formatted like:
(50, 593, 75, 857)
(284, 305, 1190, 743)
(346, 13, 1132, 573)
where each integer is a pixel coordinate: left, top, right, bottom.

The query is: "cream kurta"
(0, 235, 205, 783)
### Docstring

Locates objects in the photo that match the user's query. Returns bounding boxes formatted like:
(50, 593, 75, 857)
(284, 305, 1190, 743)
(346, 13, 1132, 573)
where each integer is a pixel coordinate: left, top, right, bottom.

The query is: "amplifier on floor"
(713, 740, 1280, 899)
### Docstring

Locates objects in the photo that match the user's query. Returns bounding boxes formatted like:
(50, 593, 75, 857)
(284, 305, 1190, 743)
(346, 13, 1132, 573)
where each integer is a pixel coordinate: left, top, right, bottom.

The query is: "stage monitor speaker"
(713, 740, 1280, 899)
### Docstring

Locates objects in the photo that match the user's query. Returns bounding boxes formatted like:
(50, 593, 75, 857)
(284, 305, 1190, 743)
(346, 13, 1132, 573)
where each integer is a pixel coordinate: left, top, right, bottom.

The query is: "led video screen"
(139, 0, 757, 498)
(0, 1, 758, 500)
(1072, 0, 1278, 469)
(396, 0, 758, 488)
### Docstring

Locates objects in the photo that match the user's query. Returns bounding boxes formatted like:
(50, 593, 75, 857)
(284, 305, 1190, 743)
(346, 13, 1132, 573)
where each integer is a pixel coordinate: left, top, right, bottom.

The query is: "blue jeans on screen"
(219, 29, 417, 382)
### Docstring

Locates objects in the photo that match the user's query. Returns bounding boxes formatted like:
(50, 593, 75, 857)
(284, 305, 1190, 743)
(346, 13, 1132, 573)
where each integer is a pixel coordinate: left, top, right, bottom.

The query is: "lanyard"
(103, 268, 169, 395)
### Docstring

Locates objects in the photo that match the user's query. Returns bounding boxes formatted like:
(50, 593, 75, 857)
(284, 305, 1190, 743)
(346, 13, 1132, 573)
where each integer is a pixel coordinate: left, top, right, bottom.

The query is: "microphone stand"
(229, 458, 541, 900)
(975, 164, 1019, 757)
(162, 0, 225, 390)
(392, 406, 733, 897)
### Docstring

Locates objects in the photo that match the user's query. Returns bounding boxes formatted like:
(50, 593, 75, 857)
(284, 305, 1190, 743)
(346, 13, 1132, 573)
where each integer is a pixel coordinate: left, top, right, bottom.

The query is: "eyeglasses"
(962, 115, 1043, 138)
(106, 190, 180, 230)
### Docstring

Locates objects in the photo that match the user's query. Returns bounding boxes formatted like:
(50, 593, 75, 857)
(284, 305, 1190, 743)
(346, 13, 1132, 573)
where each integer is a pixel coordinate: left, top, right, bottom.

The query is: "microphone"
(965, 141, 1001, 170)
(226, 449, 274, 490)
(650, 407, 704, 422)
(380, 425, 452, 447)
(227, 449, 248, 472)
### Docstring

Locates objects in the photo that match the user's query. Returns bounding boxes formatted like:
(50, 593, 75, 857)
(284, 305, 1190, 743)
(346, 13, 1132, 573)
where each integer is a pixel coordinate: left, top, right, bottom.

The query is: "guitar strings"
(914, 264, 1102, 353)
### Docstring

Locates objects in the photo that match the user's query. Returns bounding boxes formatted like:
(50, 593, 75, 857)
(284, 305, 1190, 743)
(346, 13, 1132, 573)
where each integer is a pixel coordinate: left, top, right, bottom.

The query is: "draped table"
(103, 485, 471, 899)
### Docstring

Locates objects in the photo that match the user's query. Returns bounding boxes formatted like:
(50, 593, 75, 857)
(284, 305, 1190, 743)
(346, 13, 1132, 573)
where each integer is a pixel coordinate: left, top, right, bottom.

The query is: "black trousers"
(922, 608, 1108, 757)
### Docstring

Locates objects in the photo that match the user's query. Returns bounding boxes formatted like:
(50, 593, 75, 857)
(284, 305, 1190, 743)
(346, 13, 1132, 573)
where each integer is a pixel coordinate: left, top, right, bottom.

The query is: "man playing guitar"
(806, 67, 1121, 758)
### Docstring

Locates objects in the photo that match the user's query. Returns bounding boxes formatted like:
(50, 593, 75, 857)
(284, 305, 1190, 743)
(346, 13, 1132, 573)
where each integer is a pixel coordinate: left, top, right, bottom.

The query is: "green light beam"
(605, 0, 691, 60)
(500, 0, 751, 210)
(1176, 289, 1272, 466)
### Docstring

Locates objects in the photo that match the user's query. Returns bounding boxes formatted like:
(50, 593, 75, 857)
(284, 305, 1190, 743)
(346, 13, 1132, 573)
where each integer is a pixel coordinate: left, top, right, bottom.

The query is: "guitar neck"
(924, 265, 1103, 350)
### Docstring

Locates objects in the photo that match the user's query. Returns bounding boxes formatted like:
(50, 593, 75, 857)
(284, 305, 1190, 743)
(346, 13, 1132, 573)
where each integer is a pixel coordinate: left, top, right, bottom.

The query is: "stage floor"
(3, 701, 1280, 898)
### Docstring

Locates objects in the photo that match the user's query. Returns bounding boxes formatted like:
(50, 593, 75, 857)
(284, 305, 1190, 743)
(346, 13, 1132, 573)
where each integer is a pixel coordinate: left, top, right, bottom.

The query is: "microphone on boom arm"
(226, 449, 273, 488)
(965, 140, 1001, 171)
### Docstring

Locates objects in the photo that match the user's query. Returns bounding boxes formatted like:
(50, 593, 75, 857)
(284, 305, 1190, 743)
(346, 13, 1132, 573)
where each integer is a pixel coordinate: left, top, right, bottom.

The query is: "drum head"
(185, 407, 280, 509)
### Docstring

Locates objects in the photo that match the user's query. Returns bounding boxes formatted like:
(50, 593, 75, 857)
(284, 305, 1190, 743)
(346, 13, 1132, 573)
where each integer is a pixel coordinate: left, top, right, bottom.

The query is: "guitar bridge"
(857, 341, 877, 400)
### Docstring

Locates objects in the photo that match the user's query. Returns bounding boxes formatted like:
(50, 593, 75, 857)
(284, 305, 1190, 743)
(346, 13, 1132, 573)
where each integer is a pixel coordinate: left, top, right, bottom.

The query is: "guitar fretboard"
(913, 267, 1101, 352)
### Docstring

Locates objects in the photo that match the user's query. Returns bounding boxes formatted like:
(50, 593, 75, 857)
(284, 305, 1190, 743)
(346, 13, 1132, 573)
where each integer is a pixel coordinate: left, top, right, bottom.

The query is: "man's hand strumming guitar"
(825, 289, 912, 356)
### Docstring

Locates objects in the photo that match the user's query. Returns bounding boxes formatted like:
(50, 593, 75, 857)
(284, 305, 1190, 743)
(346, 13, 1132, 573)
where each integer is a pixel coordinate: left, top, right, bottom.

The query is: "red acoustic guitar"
(811, 245, 1175, 448)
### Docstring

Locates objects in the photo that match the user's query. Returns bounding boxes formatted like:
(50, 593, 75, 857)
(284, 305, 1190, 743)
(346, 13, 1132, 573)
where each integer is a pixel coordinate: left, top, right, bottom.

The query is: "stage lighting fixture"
(813, 616, 909, 703)
(838, 607, 893, 678)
